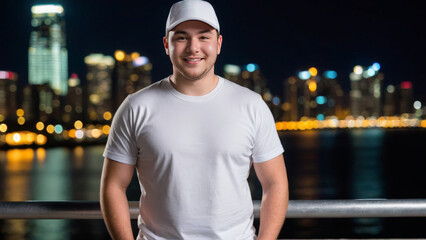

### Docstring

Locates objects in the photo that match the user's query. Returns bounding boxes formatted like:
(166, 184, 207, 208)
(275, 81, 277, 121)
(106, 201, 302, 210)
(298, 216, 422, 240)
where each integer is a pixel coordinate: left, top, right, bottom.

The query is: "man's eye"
(175, 36, 186, 40)
(200, 36, 209, 40)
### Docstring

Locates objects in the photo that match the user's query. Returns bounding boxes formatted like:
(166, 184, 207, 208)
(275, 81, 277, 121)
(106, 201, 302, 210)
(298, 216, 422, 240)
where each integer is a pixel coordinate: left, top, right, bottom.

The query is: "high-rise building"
(29, 4, 68, 95)
(282, 68, 344, 121)
(399, 81, 413, 114)
(21, 83, 61, 123)
(0, 71, 18, 122)
(84, 54, 115, 122)
(349, 64, 383, 117)
(113, 50, 152, 110)
(63, 74, 83, 123)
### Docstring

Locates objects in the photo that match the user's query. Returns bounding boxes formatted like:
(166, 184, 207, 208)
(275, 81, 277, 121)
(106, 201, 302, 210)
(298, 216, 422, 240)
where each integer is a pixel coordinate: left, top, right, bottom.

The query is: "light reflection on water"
(0, 129, 425, 239)
(0, 146, 105, 240)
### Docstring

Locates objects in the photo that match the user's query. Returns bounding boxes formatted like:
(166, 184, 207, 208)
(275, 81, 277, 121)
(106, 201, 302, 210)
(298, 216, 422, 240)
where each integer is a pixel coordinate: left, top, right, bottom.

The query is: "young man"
(100, 0, 289, 239)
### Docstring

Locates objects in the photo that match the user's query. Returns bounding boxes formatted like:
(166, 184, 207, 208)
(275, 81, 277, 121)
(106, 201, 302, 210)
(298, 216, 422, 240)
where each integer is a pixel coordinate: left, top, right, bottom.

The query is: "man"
(100, 0, 289, 239)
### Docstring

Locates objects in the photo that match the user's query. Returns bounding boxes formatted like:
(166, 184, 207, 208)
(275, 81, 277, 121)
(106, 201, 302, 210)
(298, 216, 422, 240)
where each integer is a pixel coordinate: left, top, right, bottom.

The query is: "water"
(0, 128, 425, 239)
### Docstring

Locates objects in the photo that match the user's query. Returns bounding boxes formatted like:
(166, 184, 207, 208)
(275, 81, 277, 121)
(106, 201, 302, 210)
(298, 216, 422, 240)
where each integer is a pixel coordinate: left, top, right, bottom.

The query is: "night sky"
(1, 0, 425, 102)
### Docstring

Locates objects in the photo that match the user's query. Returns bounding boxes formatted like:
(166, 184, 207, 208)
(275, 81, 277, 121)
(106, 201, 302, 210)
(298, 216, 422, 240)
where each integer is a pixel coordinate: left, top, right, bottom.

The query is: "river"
(1, 128, 425, 239)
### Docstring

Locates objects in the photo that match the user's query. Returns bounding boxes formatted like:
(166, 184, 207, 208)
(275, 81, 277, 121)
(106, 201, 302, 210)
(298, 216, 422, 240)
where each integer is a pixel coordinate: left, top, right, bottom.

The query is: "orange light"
(114, 50, 125, 61)
(103, 111, 112, 121)
(102, 125, 111, 135)
(74, 120, 83, 129)
(36, 122, 45, 131)
(16, 109, 24, 117)
(308, 67, 318, 77)
(308, 81, 317, 92)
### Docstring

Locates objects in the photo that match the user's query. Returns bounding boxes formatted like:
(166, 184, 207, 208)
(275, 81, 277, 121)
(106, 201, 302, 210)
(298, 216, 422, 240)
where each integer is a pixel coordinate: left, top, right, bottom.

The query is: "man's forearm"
(101, 186, 134, 240)
(257, 183, 288, 240)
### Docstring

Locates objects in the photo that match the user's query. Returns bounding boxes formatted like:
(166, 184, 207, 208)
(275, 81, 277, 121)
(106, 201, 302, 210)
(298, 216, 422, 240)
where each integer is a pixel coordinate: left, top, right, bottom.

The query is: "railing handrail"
(1, 199, 426, 219)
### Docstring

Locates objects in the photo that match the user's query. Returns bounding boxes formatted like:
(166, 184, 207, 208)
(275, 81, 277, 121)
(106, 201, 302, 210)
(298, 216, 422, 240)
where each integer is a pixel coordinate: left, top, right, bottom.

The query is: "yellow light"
(102, 125, 111, 135)
(308, 81, 317, 92)
(36, 122, 45, 131)
(0, 114, 4, 122)
(276, 122, 284, 131)
(103, 111, 112, 121)
(91, 129, 101, 138)
(36, 148, 46, 162)
(353, 65, 363, 74)
(17, 117, 25, 125)
(74, 120, 83, 129)
(0, 123, 7, 133)
(35, 134, 47, 145)
(308, 67, 318, 77)
(115, 50, 125, 61)
(131, 52, 140, 60)
(421, 120, 426, 128)
(13, 133, 21, 143)
(16, 109, 24, 117)
(46, 125, 55, 134)
(25, 132, 36, 143)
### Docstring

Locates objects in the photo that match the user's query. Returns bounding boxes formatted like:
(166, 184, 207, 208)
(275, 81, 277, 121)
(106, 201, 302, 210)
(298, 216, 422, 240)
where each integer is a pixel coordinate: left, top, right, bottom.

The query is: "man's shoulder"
(126, 78, 168, 104)
(220, 76, 262, 102)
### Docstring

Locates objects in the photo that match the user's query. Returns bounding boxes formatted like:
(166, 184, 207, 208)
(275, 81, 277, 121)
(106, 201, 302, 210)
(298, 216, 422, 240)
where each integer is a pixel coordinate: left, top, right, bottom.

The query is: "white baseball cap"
(165, 0, 220, 35)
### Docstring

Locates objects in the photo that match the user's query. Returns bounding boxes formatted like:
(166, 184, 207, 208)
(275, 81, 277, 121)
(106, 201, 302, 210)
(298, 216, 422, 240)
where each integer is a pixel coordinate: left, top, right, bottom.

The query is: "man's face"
(164, 20, 222, 81)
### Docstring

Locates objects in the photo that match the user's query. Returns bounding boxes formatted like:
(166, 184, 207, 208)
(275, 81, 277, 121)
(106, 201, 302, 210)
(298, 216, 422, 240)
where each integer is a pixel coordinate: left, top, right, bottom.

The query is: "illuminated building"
(399, 81, 413, 114)
(223, 64, 242, 85)
(283, 68, 344, 121)
(113, 50, 152, 110)
(84, 54, 115, 122)
(224, 63, 280, 119)
(283, 76, 304, 121)
(349, 63, 383, 118)
(0, 71, 18, 122)
(383, 85, 397, 116)
(21, 83, 61, 123)
(63, 74, 83, 123)
(316, 70, 345, 119)
(28, 4, 68, 96)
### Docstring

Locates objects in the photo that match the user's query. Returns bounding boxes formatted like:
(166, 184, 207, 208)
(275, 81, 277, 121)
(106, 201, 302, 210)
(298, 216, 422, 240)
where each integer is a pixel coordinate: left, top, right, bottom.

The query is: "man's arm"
(253, 154, 289, 240)
(100, 158, 136, 240)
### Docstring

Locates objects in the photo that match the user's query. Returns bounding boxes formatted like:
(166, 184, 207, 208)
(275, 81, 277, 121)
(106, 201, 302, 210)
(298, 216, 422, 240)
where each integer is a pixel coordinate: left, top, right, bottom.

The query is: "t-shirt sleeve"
(251, 96, 284, 163)
(103, 97, 138, 165)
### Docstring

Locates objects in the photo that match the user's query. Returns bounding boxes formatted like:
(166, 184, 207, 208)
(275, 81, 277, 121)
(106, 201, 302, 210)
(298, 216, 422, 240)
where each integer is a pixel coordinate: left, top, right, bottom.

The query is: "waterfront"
(0, 128, 425, 239)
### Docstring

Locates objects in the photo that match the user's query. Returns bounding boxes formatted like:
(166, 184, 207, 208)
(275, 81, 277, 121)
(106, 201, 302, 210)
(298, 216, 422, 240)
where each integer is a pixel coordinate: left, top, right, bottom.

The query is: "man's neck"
(169, 73, 219, 96)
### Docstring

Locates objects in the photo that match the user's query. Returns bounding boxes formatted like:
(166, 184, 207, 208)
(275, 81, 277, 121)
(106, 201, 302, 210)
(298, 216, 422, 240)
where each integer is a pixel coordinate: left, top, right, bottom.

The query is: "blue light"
(324, 70, 337, 79)
(54, 124, 63, 134)
(272, 96, 280, 106)
(246, 63, 258, 72)
(372, 62, 381, 71)
(316, 96, 326, 105)
(367, 68, 375, 77)
(133, 56, 149, 67)
(298, 71, 311, 80)
(317, 114, 325, 121)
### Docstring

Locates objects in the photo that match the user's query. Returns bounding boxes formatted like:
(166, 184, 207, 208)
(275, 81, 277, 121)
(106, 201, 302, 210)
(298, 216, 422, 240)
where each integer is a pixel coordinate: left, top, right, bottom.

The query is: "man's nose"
(186, 38, 200, 53)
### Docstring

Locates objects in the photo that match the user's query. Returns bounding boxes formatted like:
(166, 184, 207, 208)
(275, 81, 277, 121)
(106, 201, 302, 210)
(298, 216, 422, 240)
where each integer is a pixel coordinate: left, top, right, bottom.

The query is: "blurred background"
(0, 0, 425, 239)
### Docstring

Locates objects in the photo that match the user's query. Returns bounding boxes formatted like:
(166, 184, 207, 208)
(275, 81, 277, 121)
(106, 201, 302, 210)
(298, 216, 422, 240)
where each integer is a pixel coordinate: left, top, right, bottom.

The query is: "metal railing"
(1, 199, 426, 219)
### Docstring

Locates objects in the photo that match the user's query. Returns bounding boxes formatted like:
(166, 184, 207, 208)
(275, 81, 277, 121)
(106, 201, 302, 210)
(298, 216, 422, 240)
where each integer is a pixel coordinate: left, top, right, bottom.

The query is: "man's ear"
(163, 36, 169, 55)
(217, 35, 223, 55)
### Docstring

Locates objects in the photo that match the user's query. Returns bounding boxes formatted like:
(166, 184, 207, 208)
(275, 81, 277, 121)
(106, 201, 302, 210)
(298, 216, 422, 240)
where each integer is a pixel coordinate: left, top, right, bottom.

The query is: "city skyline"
(0, 0, 425, 102)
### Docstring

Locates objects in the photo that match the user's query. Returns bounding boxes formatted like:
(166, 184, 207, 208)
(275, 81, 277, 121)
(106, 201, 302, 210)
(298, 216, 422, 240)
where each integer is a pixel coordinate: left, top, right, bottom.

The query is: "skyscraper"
(113, 50, 152, 110)
(84, 54, 115, 122)
(29, 4, 68, 95)
(0, 71, 18, 122)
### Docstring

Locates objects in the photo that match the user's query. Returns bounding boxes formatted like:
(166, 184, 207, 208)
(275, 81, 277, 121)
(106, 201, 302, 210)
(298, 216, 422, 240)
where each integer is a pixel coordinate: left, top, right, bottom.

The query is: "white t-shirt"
(103, 76, 284, 240)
